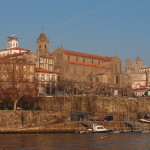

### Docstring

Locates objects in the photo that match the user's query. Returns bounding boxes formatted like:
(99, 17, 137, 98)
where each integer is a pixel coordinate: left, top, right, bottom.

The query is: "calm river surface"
(0, 133, 150, 150)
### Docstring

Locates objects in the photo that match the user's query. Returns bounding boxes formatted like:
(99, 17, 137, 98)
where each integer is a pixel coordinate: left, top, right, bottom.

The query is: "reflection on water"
(0, 133, 149, 150)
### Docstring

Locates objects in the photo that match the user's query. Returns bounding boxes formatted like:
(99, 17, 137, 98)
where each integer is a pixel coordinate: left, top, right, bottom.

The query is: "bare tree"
(0, 58, 36, 110)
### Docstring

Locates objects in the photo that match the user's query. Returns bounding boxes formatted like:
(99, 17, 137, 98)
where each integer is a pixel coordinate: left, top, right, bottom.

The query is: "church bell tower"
(36, 32, 50, 56)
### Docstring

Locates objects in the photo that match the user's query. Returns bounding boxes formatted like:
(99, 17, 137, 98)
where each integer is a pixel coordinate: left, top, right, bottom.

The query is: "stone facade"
(35, 32, 58, 95)
(53, 48, 128, 88)
(125, 57, 150, 96)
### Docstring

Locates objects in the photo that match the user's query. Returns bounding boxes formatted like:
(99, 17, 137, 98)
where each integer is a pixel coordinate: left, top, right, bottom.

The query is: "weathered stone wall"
(0, 96, 150, 129)
(37, 96, 150, 120)
(0, 110, 69, 129)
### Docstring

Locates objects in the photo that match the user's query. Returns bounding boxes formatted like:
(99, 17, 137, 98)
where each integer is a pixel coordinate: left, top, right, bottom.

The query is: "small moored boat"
(87, 124, 114, 133)
(139, 119, 150, 123)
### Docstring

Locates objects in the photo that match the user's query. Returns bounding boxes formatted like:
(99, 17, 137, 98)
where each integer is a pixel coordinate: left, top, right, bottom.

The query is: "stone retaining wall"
(37, 96, 150, 120)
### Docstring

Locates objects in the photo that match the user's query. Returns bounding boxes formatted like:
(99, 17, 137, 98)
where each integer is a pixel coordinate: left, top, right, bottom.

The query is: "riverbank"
(0, 121, 149, 134)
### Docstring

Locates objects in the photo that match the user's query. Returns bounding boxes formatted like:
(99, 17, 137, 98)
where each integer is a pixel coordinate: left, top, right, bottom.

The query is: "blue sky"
(0, 0, 150, 67)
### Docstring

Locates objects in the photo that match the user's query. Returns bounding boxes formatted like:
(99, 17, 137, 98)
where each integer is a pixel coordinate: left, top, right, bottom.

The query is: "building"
(0, 33, 58, 96)
(35, 32, 58, 96)
(36, 68, 57, 95)
(0, 58, 36, 97)
(53, 48, 129, 95)
(125, 57, 150, 96)
(0, 35, 31, 58)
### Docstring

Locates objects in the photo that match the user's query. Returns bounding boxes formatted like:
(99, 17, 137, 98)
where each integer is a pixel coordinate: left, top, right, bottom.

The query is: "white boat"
(87, 124, 114, 133)
(139, 119, 150, 123)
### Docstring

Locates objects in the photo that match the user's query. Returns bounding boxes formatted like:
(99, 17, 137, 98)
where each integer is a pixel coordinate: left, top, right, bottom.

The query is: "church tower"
(125, 58, 133, 74)
(134, 57, 142, 73)
(36, 32, 50, 56)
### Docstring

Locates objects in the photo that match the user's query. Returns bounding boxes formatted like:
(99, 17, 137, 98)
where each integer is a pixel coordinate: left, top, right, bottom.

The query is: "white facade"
(36, 68, 57, 96)
(0, 48, 30, 58)
(7, 35, 19, 49)
(0, 35, 30, 58)
(36, 57, 53, 70)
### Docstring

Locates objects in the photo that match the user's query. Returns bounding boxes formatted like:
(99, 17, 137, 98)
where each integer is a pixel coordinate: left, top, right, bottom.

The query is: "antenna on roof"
(60, 42, 63, 49)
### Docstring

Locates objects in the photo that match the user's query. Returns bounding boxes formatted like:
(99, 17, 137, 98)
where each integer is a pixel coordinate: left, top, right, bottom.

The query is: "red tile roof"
(140, 67, 150, 69)
(63, 49, 112, 61)
(65, 60, 109, 69)
(36, 68, 57, 73)
(0, 47, 30, 52)
(2, 52, 29, 58)
(132, 87, 149, 90)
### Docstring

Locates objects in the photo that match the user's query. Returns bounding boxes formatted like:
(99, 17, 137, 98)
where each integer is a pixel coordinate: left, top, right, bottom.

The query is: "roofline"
(0, 47, 31, 52)
(65, 60, 109, 69)
(63, 49, 112, 61)
(36, 68, 57, 73)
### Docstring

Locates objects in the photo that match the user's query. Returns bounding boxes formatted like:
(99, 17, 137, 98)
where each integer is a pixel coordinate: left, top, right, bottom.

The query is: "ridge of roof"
(0, 47, 30, 52)
(140, 66, 150, 69)
(65, 60, 109, 69)
(2, 52, 29, 58)
(132, 87, 149, 90)
(36, 68, 57, 73)
(63, 49, 112, 61)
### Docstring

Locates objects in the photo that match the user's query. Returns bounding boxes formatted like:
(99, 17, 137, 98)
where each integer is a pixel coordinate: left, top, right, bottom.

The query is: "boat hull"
(90, 129, 114, 133)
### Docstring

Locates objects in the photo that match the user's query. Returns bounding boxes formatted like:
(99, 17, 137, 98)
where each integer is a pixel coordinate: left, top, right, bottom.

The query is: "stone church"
(53, 48, 128, 89)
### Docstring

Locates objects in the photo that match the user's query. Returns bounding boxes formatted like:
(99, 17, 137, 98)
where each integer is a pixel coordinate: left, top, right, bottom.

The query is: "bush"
(22, 105, 30, 110)
(8, 106, 13, 110)
(0, 105, 4, 110)
(35, 106, 42, 111)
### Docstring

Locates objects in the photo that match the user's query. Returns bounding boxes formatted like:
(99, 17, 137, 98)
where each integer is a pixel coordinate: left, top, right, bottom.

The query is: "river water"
(0, 133, 150, 150)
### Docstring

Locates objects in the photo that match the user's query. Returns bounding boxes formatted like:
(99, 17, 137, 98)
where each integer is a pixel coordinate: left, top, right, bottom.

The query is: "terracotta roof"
(63, 49, 112, 61)
(132, 87, 149, 90)
(0, 47, 30, 52)
(140, 67, 150, 69)
(36, 68, 57, 73)
(65, 60, 109, 69)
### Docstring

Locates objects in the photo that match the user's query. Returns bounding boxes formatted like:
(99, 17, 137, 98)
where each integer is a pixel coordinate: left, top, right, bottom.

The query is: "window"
(40, 57, 43, 63)
(76, 57, 78, 62)
(49, 59, 52, 64)
(29, 66, 33, 71)
(23, 66, 26, 71)
(23, 74, 26, 80)
(83, 58, 85, 63)
(29, 75, 33, 82)
(41, 74, 45, 81)
(116, 76, 119, 84)
(39, 45, 41, 50)
(99, 60, 101, 66)
(36, 74, 39, 81)
(52, 75, 55, 81)
(47, 75, 50, 82)
(68, 56, 70, 61)
(16, 66, 19, 70)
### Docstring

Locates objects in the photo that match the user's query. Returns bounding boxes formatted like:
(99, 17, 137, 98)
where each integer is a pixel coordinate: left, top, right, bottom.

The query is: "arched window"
(39, 45, 41, 50)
